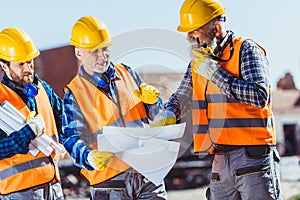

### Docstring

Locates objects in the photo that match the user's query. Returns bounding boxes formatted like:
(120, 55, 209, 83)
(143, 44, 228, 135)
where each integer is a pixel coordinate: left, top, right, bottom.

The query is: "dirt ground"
(167, 180, 300, 200)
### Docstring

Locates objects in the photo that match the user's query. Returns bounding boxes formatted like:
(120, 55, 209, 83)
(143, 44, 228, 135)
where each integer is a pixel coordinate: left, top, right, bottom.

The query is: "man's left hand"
(53, 143, 67, 165)
(192, 49, 219, 80)
(151, 110, 176, 127)
(134, 83, 160, 104)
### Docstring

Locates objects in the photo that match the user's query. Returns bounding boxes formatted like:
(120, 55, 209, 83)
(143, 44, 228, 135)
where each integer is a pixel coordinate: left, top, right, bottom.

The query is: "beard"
(9, 69, 34, 85)
(92, 61, 110, 74)
(188, 28, 218, 59)
(205, 27, 218, 51)
(86, 56, 110, 74)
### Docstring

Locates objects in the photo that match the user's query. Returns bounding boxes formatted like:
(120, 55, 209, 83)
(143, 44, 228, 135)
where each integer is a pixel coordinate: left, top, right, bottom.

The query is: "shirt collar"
(79, 62, 120, 87)
(2, 73, 39, 90)
(1, 73, 39, 103)
(214, 30, 234, 56)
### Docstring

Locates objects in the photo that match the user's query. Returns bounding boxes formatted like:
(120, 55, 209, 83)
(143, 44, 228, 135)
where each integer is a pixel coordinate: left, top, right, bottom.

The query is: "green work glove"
(134, 83, 160, 104)
(87, 150, 114, 171)
(192, 47, 218, 80)
(151, 110, 176, 127)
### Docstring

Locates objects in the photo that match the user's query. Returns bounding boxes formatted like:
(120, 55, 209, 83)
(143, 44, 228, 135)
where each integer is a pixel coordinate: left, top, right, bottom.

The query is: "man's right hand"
(191, 47, 218, 80)
(151, 110, 176, 127)
(26, 112, 46, 136)
(87, 150, 114, 171)
(134, 83, 160, 104)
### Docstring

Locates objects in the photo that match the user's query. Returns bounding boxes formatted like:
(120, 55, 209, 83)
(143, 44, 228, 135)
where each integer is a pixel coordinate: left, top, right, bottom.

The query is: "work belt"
(214, 145, 275, 154)
(93, 180, 126, 189)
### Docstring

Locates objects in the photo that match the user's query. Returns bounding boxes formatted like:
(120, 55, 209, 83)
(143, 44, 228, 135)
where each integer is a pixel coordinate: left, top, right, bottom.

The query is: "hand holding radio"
(192, 46, 219, 80)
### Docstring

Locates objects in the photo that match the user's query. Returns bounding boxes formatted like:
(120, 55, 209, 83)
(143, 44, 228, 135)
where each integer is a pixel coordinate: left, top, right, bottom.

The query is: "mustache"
(23, 73, 33, 76)
(23, 71, 34, 76)
(97, 58, 109, 66)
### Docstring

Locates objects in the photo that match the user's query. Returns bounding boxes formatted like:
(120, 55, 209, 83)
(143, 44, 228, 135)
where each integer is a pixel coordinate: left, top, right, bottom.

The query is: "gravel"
(167, 180, 300, 200)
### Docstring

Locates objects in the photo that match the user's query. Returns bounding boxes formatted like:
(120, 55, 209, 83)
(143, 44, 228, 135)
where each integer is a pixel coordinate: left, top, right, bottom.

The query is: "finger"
(142, 85, 149, 92)
(192, 49, 208, 59)
(139, 83, 146, 89)
(133, 89, 141, 98)
(192, 49, 204, 57)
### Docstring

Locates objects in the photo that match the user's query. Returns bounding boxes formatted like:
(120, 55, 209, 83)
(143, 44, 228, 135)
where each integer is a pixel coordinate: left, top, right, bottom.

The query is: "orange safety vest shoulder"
(65, 63, 148, 185)
(0, 81, 59, 195)
(192, 37, 275, 154)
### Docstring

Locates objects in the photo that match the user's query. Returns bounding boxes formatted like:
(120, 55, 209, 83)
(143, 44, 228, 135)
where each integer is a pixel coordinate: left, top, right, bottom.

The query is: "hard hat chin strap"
(210, 38, 234, 62)
(198, 33, 234, 63)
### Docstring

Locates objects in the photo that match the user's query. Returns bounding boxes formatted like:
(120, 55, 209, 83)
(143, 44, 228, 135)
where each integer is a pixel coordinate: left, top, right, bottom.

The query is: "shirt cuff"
(23, 124, 37, 140)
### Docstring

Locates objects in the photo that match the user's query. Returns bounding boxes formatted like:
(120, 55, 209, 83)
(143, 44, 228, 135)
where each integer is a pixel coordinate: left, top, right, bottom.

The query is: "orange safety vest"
(65, 63, 148, 185)
(192, 37, 276, 154)
(0, 81, 60, 195)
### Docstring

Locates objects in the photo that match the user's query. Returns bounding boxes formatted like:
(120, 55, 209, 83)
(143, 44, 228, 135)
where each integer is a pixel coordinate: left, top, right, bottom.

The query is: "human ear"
(0, 61, 8, 72)
(214, 23, 222, 38)
(74, 47, 82, 60)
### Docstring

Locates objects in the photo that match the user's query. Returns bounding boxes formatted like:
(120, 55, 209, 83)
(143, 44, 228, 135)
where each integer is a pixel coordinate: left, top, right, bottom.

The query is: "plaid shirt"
(0, 74, 63, 160)
(165, 31, 270, 120)
(62, 63, 162, 170)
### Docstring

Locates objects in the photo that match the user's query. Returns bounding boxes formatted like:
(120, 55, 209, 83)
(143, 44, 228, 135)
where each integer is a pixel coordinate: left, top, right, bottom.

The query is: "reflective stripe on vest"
(192, 37, 276, 153)
(192, 94, 212, 153)
(0, 81, 58, 194)
(65, 63, 148, 185)
(0, 157, 51, 180)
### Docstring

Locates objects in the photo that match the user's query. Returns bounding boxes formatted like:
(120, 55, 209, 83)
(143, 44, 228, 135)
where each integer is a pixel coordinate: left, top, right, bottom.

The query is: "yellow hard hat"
(177, 0, 225, 32)
(70, 16, 113, 50)
(0, 28, 40, 62)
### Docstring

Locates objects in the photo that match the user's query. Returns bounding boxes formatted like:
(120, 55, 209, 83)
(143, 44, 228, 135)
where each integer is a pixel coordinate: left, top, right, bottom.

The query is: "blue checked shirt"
(62, 63, 163, 170)
(0, 74, 63, 160)
(165, 31, 270, 120)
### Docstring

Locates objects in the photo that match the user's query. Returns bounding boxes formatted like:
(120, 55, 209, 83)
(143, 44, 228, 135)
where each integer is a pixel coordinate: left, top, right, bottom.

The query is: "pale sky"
(0, 0, 299, 89)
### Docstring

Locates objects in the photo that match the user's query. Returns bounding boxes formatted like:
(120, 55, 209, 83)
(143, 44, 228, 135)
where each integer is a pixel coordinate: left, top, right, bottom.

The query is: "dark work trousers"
(206, 146, 283, 200)
(0, 182, 64, 200)
(90, 168, 167, 200)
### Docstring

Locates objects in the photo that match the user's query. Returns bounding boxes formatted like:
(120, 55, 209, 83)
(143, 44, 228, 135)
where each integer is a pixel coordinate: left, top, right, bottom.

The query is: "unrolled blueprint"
(98, 123, 186, 186)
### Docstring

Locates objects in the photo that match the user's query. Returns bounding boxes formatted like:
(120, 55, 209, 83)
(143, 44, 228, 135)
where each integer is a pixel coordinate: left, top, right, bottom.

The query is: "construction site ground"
(64, 180, 300, 200)
(167, 180, 300, 200)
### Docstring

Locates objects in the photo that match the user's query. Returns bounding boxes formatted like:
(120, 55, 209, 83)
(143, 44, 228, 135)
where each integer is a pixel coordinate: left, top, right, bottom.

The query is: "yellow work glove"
(87, 150, 114, 171)
(192, 47, 219, 80)
(134, 83, 160, 104)
(26, 111, 46, 136)
(151, 110, 176, 127)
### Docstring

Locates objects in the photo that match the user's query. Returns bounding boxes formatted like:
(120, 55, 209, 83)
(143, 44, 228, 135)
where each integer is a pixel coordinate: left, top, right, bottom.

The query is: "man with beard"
(0, 27, 65, 199)
(62, 16, 167, 199)
(152, 0, 283, 199)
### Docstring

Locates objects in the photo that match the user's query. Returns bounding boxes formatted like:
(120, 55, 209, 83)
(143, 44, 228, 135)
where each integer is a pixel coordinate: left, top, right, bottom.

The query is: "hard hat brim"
(91, 38, 113, 50)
